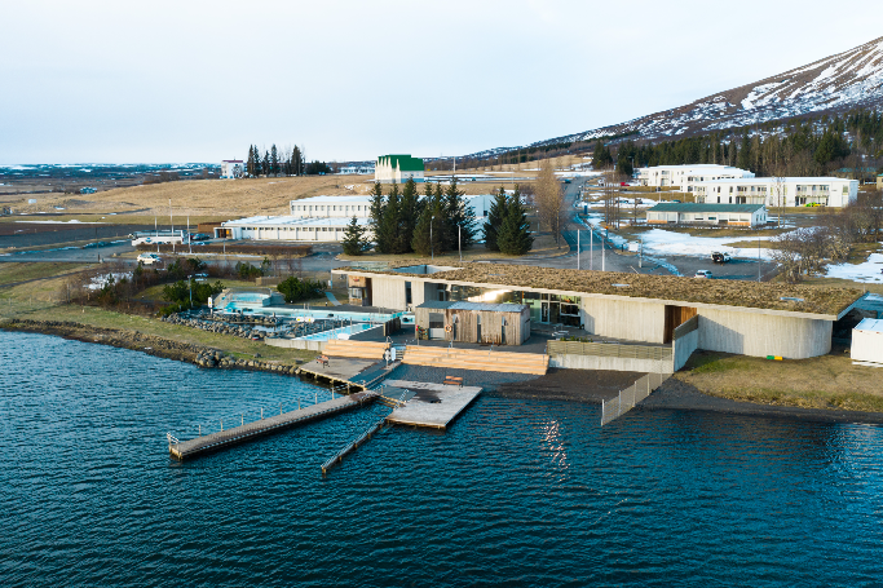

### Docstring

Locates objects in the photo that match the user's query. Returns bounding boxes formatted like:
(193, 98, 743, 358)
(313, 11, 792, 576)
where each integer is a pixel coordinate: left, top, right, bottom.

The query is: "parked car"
(694, 269, 713, 279)
(137, 253, 162, 265)
(711, 251, 731, 264)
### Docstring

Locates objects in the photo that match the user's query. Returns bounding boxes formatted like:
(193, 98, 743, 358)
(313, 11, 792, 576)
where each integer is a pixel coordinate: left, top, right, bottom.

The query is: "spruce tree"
(398, 177, 420, 253)
(497, 189, 533, 255)
(411, 195, 445, 257)
(262, 150, 270, 177)
(483, 186, 508, 251)
(442, 178, 476, 252)
(378, 183, 401, 254)
(368, 182, 386, 252)
(270, 144, 280, 176)
(246, 145, 256, 177)
(341, 216, 368, 256)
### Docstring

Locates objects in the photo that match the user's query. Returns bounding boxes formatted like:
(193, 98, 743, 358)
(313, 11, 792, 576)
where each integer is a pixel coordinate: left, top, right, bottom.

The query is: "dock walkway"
(169, 392, 377, 460)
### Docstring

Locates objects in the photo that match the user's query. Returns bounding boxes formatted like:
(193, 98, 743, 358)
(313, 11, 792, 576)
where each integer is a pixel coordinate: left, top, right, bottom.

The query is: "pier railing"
(601, 372, 668, 426)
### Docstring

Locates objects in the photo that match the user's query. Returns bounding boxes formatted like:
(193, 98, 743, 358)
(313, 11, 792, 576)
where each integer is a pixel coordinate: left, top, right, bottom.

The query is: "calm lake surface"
(2, 330, 883, 587)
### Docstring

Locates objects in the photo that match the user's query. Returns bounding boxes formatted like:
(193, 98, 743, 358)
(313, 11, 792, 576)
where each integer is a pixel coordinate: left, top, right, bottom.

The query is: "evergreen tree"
(497, 189, 533, 255)
(262, 150, 270, 176)
(270, 144, 280, 176)
(378, 183, 402, 254)
(341, 216, 369, 256)
(442, 178, 476, 252)
(246, 145, 256, 177)
(368, 182, 386, 252)
(411, 194, 445, 257)
(398, 177, 421, 253)
(484, 186, 508, 251)
(592, 141, 614, 169)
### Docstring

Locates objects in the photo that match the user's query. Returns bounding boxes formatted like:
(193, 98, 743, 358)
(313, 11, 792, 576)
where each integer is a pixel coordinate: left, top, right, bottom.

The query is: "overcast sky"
(3, 0, 882, 164)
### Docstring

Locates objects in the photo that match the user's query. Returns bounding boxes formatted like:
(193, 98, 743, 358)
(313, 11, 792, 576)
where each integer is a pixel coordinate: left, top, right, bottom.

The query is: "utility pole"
(577, 229, 580, 270)
(590, 225, 593, 271)
(458, 224, 462, 262)
(430, 215, 434, 261)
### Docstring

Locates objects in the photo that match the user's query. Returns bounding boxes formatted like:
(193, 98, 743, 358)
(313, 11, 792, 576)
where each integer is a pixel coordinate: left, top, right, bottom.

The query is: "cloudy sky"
(3, 0, 882, 164)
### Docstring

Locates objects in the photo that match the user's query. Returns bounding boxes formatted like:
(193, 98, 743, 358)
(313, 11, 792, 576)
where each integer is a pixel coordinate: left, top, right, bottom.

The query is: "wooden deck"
(384, 380, 482, 430)
(168, 392, 377, 460)
(402, 346, 548, 375)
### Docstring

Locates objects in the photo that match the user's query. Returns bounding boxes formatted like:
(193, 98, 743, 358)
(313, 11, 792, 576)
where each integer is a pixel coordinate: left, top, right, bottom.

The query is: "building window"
(429, 313, 444, 329)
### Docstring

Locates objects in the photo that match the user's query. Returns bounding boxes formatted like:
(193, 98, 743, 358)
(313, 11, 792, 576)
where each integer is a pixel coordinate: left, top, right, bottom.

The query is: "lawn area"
(676, 350, 883, 412)
(0, 262, 92, 286)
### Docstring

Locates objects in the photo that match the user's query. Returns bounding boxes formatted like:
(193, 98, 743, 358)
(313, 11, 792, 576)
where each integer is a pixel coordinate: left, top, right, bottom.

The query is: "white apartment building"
(637, 165, 755, 191)
(216, 194, 495, 242)
(220, 159, 244, 179)
(694, 177, 858, 208)
(375, 154, 425, 184)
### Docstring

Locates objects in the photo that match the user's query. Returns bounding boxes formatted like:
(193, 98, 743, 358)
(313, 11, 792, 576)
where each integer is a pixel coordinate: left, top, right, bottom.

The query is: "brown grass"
(675, 350, 883, 411)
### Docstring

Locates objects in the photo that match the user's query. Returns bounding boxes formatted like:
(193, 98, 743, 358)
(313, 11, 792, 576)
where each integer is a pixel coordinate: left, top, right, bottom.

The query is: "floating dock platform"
(384, 380, 482, 430)
(169, 392, 377, 460)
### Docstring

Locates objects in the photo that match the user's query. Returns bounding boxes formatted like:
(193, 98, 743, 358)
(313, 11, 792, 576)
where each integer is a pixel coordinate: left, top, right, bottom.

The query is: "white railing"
(601, 372, 668, 426)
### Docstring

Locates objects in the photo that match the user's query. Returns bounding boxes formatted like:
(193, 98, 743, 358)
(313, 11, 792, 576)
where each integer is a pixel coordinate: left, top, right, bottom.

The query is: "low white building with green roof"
(375, 154, 424, 184)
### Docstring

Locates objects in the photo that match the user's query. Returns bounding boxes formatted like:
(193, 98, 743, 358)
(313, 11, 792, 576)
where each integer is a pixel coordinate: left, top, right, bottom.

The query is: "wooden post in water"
(261, 407, 264, 420)
(298, 399, 301, 410)
(220, 419, 223, 432)
(241, 414, 244, 426)
(198, 424, 201, 436)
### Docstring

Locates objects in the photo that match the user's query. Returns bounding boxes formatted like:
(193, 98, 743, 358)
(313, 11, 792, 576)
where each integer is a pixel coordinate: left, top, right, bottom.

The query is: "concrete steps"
(403, 346, 548, 375)
(323, 340, 390, 360)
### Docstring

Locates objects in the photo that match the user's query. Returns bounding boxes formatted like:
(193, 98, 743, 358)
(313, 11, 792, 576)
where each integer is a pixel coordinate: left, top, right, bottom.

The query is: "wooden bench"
(316, 355, 330, 367)
(443, 376, 463, 387)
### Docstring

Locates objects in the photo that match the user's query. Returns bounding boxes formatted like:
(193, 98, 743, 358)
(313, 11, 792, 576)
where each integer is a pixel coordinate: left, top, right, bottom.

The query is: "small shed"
(851, 318, 883, 366)
(415, 301, 530, 346)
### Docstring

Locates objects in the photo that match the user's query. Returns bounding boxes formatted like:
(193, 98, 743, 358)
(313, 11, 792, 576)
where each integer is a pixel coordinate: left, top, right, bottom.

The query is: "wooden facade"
(415, 302, 530, 346)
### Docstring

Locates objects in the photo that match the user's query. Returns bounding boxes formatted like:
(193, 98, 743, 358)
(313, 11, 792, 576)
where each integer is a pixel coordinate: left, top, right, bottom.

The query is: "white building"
(375, 154, 424, 184)
(216, 194, 495, 242)
(646, 203, 768, 227)
(338, 164, 375, 175)
(220, 159, 245, 179)
(694, 177, 858, 208)
(851, 318, 883, 366)
(637, 165, 755, 191)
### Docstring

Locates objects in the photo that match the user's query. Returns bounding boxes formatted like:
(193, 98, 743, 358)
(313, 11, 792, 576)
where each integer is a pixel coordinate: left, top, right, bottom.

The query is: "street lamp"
(430, 215, 435, 261)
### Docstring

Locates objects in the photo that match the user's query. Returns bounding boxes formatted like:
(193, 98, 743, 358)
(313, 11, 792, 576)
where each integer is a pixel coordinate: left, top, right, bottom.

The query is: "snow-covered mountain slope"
(544, 36, 883, 146)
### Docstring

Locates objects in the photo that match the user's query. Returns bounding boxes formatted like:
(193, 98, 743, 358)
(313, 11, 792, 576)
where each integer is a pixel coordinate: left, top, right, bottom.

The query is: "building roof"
(378, 154, 424, 172)
(417, 301, 527, 313)
(291, 195, 373, 205)
(223, 215, 369, 227)
(855, 318, 883, 333)
(648, 203, 765, 214)
(696, 177, 854, 184)
(336, 262, 864, 318)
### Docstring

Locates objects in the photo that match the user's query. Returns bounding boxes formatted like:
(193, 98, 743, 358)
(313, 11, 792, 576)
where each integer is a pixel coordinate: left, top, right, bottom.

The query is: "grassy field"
(7, 175, 531, 224)
(675, 351, 883, 412)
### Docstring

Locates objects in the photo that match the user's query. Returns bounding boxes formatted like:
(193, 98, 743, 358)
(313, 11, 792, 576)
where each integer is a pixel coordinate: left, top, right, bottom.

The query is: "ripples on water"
(2, 331, 883, 586)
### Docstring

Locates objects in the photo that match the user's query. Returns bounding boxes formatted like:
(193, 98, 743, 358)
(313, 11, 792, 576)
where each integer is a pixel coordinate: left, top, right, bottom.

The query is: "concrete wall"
(549, 354, 672, 373)
(673, 326, 699, 371)
(581, 297, 666, 344)
(698, 308, 831, 359)
(371, 277, 406, 310)
(265, 338, 326, 351)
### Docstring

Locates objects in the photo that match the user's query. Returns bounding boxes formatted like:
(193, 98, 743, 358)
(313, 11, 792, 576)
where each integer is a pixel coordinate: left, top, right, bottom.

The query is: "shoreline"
(1, 318, 304, 376)
(5, 321, 883, 425)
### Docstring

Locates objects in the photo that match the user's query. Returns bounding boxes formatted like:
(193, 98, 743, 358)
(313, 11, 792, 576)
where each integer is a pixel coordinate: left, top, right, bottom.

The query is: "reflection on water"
(2, 331, 883, 586)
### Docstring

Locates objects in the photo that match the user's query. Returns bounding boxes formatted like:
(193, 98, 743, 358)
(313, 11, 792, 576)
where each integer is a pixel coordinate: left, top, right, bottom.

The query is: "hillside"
(554, 36, 883, 145)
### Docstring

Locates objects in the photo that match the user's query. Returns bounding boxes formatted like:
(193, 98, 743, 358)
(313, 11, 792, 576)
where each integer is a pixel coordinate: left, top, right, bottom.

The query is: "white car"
(694, 269, 713, 279)
(137, 253, 162, 265)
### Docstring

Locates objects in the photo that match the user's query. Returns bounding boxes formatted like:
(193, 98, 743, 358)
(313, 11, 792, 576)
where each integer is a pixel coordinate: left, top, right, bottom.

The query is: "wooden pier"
(168, 392, 377, 460)
(384, 380, 482, 430)
(321, 419, 385, 476)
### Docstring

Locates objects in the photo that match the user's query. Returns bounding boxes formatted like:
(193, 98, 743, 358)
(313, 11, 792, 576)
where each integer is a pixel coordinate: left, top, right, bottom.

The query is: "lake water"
(2, 330, 883, 586)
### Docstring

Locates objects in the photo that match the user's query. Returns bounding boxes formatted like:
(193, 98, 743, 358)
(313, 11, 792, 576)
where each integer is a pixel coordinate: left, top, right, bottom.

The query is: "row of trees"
(483, 187, 533, 255)
(245, 145, 332, 177)
(343, 179, 478, 257)
(594, 108, 883, 179)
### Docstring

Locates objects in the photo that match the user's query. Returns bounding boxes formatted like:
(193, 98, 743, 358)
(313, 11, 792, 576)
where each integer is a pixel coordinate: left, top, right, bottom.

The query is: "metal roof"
(648, 203, 765, 213)
(416, 301, 527, 313)
(855, 318, 883, 333)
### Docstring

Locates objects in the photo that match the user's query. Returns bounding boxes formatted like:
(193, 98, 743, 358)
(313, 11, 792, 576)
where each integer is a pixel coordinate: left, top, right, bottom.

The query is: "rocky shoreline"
(1, 318, 303, 376)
